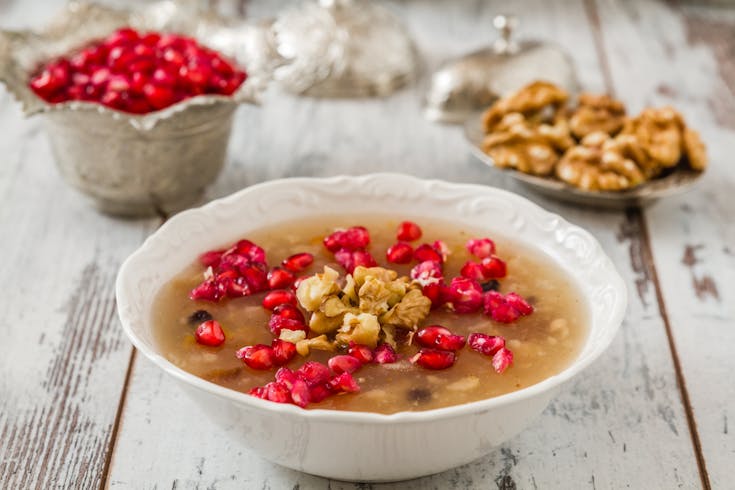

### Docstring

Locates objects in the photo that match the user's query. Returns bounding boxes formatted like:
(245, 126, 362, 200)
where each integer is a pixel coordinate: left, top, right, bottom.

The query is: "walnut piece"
(296, 266, 340, 312)
(482, 81, 569, 132)
(556, 132, 646, 191)
(336, 312, 381, 348)
(380, 288, 432, 329)
(621, 106, 684, 171)
(569, 93, 626, 139)
(296, 335, 336, 357)
(683, 128, 707, 171)
(481, 112, 573, 176)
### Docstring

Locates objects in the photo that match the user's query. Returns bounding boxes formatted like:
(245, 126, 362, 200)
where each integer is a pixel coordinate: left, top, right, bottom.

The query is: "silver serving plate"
(464, 113, 704, 209)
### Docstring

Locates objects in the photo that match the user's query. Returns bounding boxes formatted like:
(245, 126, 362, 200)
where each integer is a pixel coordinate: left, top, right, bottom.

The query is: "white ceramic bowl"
(116, 173, 627, 482)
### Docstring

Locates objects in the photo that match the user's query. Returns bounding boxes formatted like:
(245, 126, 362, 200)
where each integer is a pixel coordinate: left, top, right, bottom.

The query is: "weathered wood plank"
(106, 0, 703, 488)
(0, 3, 157, 488)
(590, 1, 735, 487)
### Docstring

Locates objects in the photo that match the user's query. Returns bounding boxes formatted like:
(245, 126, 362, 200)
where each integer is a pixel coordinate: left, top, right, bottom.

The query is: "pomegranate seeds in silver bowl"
(0, 2, 271, 217)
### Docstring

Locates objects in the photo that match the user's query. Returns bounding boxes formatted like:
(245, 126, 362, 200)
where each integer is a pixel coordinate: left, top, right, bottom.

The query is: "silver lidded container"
(423, 15, 579, 124)
(271, 0, 419, 97)
(0, 1, 269, 217)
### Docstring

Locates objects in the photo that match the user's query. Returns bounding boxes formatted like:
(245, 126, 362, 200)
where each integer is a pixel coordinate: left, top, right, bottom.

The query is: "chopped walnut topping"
(295, 266, 340, 312)
(336, 312, 381, 348)
(380, 289, 432, 329)
(569, 93, 626, 139)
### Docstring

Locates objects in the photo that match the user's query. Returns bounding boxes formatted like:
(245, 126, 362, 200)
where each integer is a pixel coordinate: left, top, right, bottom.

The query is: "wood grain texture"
(590, 1, 735, 487)
(105, 1, 708, 488)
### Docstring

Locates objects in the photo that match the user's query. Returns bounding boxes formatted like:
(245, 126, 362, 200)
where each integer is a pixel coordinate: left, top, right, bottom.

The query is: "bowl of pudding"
(116, 173, 626, 481)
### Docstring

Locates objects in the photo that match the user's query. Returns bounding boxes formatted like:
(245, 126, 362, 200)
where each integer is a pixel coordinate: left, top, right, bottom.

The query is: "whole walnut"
(482, 81, 569, 132)
(569, 93, 626, 139)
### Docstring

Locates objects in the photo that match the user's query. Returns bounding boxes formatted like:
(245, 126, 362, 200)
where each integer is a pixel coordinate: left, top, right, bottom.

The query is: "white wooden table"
(1, 1, 733, 488)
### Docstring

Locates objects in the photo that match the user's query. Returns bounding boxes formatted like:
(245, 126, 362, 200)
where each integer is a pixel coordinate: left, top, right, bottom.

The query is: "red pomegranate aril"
(411, 349, 456, 370)
(327, 372, 360, 393)
(189, 279, 225, 302)
(264, 381, 291, 403)
(421, 282, 444, 307)
(249, 386, 267, 399)
(323, 226, 371, 252)
(436, 333, 466, 351)
(348, 343, 374, 364)
(241, 264, 268, 293)
(413, 244, 442, 263)
(410, 260, 443, 286)
(492, 347, 514, 373)
(194, 320, 225, 346)
(335, 248, 377, 274)
(236, 344, 275, 370)
(386, 242, 413, 264)
(373, 343, 398, 364)
(268, 315, 307, 336)
(267, 267, 295, 289)
(226, 276, 251, 298)
(352, 250, 377, 269)
(505, 292, 534, 315)
(199, 249, 223, 267)
(282, 252, 314, 273)
(432, 240, 451, 262)
(262, 289, 297, 310)
(272, 303, 306, 323)
(468, 333, 505, 356)
(275, 367, 297, 389)
(290, 379, 311, 407)
(446, 277, 484, 314)
(460, 261, 487, 281)
(234, 240, 266, 263)
(466, 238, 497, 258)
(309, 384, 332, 403)
(328, 355, 363, 374)
(415, 325, 452, 347)
(480, 256, 507, 279)
(291, 275, 312, 291)
(396, 221, 422, 242)
(271, 339, 297, 365)
(143, 83, 175, 109)
(296, 361, 331, 386)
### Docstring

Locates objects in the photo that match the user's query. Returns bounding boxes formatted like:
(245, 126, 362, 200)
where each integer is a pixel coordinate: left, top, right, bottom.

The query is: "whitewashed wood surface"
(0, 0, 732, 489)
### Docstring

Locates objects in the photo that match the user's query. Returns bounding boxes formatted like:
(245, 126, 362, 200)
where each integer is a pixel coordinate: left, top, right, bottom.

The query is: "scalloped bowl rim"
(116, 173, 627, 424)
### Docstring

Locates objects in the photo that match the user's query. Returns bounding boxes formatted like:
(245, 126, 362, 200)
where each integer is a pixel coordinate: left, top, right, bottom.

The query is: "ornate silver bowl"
(0, 1, 270, 217)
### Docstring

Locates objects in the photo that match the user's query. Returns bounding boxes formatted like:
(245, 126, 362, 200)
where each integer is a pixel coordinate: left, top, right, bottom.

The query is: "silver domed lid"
(272, 0, 419, 98)
(423, 15, 579, 124)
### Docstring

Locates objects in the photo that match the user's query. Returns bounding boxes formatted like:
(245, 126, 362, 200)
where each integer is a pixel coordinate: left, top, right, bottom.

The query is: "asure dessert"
(152, 217, 588, 413)
(28, 27, 247, 114)
(480, 81, 707, 191)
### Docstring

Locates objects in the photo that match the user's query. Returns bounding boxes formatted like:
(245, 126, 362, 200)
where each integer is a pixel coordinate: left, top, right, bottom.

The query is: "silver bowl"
(464, 112, 704, 209)
(0, 2, 270, 217)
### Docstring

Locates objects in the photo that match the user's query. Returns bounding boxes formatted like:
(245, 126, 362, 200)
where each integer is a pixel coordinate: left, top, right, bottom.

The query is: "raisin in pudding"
(152, 217, 588, 414)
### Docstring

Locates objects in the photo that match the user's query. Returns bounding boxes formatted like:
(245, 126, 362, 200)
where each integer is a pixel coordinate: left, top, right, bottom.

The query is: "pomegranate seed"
(328, 355, 363, 374)
(505, 292, 534, 315)
(291, 275, 312, 291)
(348, 343, 374, 363)
(29, 27, 247, 112)
(410, 260, 443, 286)
(262, 289, 298, 310)
(282, 252, 314, 273)
(290, 379, 311, 407)
(225, 276, 251, 298)
(352, 250, 377, 269)
(421, 282, 444, 307)
(414, 244, 442, 263)
(236, 344, 275, 370)
(296, 361, 331, 386)
(271, 339, 297, 365)
(268, 315, 307, 336)
(218, 253, 250, 274)
(466, 238, 497, 258)
(335, 248, 377, 274)
(264, 381, 291, 403)
(446, 277, 484, 314)
(480, 256, 507, 279)
(432, 240, 451, 262)
(410, 349, 456, 370)
(194, 320, 225, 346)
(483, 291, 533, 323)
(249, 386, 267, 399)
(309, 384, 332, 403)
(436, 333, 466, 351)
(272, 304, 305, 323)
(415, 325, 452, 346)
(374, 343, 398, 364)
(199, 249, 224, 267)
(234, 240, 266, 263)
(460, 261, 487, 281)
(323, 226, 371, 252)
(241, 264, 268, 293)
(275, 367, 297, 389)
(396, 221, 422, 241)
(189, 279, 226, 302)
(267, 267, 295, 289)
(386, 242, 414, 264)
(492, 347, 514, 373)
(327, 372, 360, 393)
(468, 333, 506, 356)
